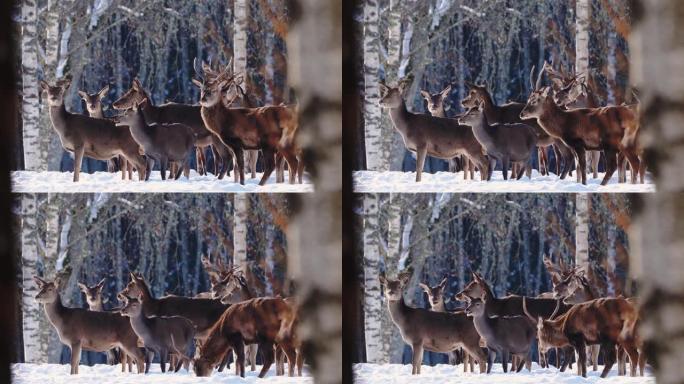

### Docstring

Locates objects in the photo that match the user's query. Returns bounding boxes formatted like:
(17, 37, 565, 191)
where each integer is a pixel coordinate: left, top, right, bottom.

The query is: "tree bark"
(575, 194, 590, 268)
(629, 2, 684, 383)
(233, 194, 248, 270)
(21, 0, 46, 172)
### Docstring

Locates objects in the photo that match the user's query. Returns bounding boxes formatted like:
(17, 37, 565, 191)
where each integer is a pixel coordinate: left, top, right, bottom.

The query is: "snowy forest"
(353, 193, 634, 365)
(14, 193, 292, 365)
(352, 0, 652, 192)
(12, 0, 313, 192)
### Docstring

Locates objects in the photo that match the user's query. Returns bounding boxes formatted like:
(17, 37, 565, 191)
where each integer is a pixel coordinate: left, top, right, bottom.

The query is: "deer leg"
(488, 158, 496, 181)
(415, 146, 427, 182)
(258, 148, 277, 185)
(275, 346, 284, 375)
(617, 346, 626, 375)
(247, 150, 258, 179)
(249, 343, 257, 371)
(622, 150, 640, 184)
(575, 340, 588, 377)
(501, 349, 509, 373)
(600, 148, 618, 185)
(624, 344, 639, 377)
(486, 348, 495, 374)
(235, 342, 246, 378)
(70, 342, 82, 374)
(234, 148, 246, 185)
(282, 152, 299, 184)
(159, 349, 167, 373)
(73, 146, 85, 182)
(257, 342, 274, 378)
(411, 343, 424, 375)
(275, 152, 285, 183)
(572, 146, 587, 185)
(638, 350, 646, 376)
(282, 344, 297, 377)
(600, 342, 616, 378)
(297, 155, 304, 184)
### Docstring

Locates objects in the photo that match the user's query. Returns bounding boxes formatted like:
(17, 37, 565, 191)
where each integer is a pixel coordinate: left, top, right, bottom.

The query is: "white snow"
(12, 363, 312, 384)
(11, 171, 313, 193)
(353, 170, 655, 193)
(353, 363, 654, 384)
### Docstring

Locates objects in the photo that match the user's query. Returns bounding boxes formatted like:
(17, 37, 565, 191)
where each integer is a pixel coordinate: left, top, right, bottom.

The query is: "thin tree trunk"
(233, 194, 248, 270)
(21, 0, 46, 172)
(21, 194, 46, 363)
(575, 194, 590, 268)
(630, 2, 684, 383)
(576, 0, 596, 179)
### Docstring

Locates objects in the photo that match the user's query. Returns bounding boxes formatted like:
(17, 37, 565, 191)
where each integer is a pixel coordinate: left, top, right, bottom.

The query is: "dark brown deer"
(544, 62, 602, 180)
(379, 269, 487, 375)
(419, 277, 476, 373)
(191, 73, 300, 186)
(379, 78, 489, 182)
(41, 78, 148, 182)
(112, 78, 233, 180)
(460, 73, 575, 180)
(619, 298, 647, 376)
(520, 86, 641, 185)
(193, 297, 299, 378)
(116, 99, 196, 180)
(525, 297, 640, 378)
(120, 297, 195, 373)
(34, 275, 145, 374)
(78, 85, 134, 180)
(420, 86, 475, 180)
(458, 103, 537, 180)
(465, 298, 535, 373)
(119, 273, 228, 340)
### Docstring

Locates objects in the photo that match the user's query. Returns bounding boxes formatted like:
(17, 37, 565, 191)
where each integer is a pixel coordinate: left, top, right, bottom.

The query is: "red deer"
(191, 70, 300, 186)
(460, 72, 575, 180)
(520, 86, 641, 185)
(78, 85, 134, 180)
(34, 275, 145, 374)
(112, 78, 233, 180)
(458, 103, 537, 180)
(40, 78, 147, 182)
(378, 78, 489, 182)
(120, 297, 195, 373)
(465, 298, 535, 373)
(420, 86, 475, 180)
(525, 297, 640, 378)
(620, 298, 647, 376)
(379, 269, 487, 375)
(193, 297, 299, 378)
(419, 278, 476, 372)
(116, 99, 196, 180)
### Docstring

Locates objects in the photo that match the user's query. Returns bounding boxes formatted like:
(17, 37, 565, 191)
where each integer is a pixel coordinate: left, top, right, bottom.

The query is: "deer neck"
(126, 112, 154, 148)
(536, 102, 568, 138)
(471, 311, 496, 341)
(387, 295, 412, 328)
(89, 301, 104, 312)
(48, 103, 70, 136)
(432, 107, 446, 118)
(479, 93, 499, 122)
(199, 103, 229, 137)
(469, 113, 494, 148)
(43, 295, 68, 330)
(387, 99, 412, 137)
(432, 300, 445, 312)
(127, 310, 153, 343)
(89, 108, 104, 119)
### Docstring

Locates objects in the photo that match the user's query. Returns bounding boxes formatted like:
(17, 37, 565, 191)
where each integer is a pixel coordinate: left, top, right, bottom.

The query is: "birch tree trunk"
(387, 0, 405, 171)
(362, 194, 389, 363)
(575, 193, 590, 268)
(21, 194, 47, 363)
(45, 0, 63, 171)
(629, 2, 684, 383)
(576, 0, 597, 180)
(233, 194, 248, 270)
(21, 0, 46, 172)
(286, 0, 342, 380)
(363, 0, 390, 171)
(233, 0, 258, 172)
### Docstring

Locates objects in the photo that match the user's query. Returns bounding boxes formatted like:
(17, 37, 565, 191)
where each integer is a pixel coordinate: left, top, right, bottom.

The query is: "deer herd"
(380, 256, 646, 378)
(40, 58, 305, 185)
(32, 255, 303, 377)
(379, 61, 644, 185)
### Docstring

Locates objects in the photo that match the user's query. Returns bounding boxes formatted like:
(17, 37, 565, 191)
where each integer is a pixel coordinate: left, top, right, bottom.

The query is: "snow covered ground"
(12, 363, 312, 383)
(353, 363, 654, 384)
(11, 171, 313, 193)
(353, 170, 655, 193)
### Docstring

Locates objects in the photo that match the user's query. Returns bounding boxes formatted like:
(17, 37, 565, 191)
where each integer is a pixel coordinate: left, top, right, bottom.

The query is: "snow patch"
(353, 363, 654, 384)
(12, 363, 312, 383)
(12, 171, 313, 193)
(353, 170, 655, 193)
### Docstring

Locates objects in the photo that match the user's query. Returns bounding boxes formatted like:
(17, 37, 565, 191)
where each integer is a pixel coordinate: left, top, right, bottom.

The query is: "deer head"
(457, 102, 485, 126)
(454, 272, 486, 302)
(119, 272, 145, 299)
(119, 297, 144, 317)
(419, 277, 448, 309)
(78, 278, 106, 308)
(519, 87, 553, 120)
(34, 275, 64, 304)
(78, 85, 109, 115)
(464, 297, 486, 317)
(378, 268, 412, 301)
(112, 79, 148, 110)
(420, 85, 452, 115)
(460, 82, 490, 109)
(378, 77, 412, 109)
(40, 77, 73, 107)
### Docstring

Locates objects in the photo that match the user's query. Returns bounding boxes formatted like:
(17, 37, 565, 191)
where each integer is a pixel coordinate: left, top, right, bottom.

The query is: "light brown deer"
(380, 269, 487, 375)
(34, 275, 145, 374)
(420, 85, 475, 180)
(379, 78, 489, 182)
(41, 78, 148, 182)
(419, 277, 477, 372)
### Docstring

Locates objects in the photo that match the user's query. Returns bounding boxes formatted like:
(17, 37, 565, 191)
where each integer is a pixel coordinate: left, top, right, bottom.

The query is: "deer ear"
(132, 78, 142, 89)
(77, 282, 87, 292)
(97, 278, 106, 289)
(39, 80, 49, 91)
(419, 283, 429, 292)
(191, 78, 203, 88)
(33, 276, 47, 287)
(60, 76, 72, 90)
(77, 91, 88, 100)
(98, 85, 110, 98)
(378, 83, 389, 95)
(439, 277, 448, 288)
(233, 75, 244, 86)
(441, 85, 452, 97)
(378, 275, 387, 286)
(420, 90, 430, 100)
